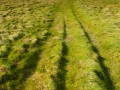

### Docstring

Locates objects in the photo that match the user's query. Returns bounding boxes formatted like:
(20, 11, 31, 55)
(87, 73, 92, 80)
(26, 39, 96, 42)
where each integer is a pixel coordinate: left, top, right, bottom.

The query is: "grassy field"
(0, 0, 120, 90)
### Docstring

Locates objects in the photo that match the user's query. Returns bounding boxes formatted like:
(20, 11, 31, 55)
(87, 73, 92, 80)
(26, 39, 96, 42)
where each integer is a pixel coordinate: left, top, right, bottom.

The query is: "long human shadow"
(52, 17, 68, 90)
(71, 7, 115, 90)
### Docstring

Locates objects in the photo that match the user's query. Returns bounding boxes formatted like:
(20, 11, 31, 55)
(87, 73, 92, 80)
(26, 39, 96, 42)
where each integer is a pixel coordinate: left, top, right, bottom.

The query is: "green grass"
(0, 0, 61, 89)
(60, 4, 106, 90)
(0, 0, 120, 90)
(23, 7, 64, 90)
(72, 0, 120, 89)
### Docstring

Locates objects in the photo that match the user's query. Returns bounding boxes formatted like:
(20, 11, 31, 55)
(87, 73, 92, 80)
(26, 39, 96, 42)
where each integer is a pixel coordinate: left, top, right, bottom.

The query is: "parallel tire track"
(24, 9, 64, 90)
(60, 4, 106, 90)
(70, 6, 114, 90)
(53, 16, 68, 90)
(0, 0, 118, 90)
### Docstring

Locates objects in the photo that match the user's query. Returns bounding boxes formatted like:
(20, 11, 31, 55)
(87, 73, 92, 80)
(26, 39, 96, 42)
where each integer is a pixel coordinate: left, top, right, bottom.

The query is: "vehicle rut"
(70, 5, 114, 90)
